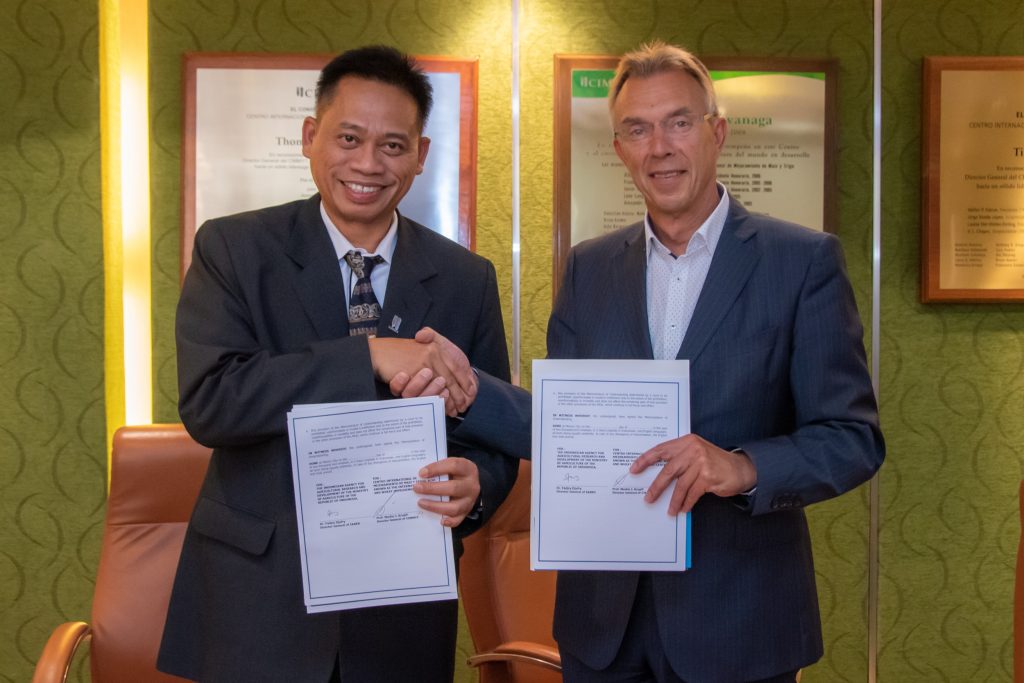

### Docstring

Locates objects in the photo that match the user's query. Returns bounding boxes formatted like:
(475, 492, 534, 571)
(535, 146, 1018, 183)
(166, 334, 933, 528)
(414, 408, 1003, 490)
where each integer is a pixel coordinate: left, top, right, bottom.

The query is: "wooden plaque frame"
(181, 52, 478, 280)
(921, 55, 1024, 303)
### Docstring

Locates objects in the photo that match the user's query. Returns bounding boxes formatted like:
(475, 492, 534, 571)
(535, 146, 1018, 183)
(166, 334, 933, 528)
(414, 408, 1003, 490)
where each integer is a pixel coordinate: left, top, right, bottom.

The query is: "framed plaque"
(182, 52, 478, 280)
(553, 55, 837, 289)
(922, 56, 1024, 302)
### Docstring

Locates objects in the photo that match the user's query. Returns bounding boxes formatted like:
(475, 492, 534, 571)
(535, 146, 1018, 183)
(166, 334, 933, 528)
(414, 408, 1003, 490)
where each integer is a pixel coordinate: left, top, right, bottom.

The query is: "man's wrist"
(730, 448, 757, 507)
(730, 448, 757, 493)
(445, 368, 480, 424)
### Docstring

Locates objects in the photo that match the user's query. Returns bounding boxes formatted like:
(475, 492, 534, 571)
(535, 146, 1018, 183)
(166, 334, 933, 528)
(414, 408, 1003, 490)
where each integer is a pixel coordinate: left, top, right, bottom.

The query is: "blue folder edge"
(685, 512, 692, 569)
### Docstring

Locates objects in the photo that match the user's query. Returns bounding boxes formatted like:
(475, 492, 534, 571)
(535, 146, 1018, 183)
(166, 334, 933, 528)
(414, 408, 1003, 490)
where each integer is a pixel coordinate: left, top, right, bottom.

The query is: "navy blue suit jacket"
(456, 199, 884, 682)
(158, 196, 515, 682)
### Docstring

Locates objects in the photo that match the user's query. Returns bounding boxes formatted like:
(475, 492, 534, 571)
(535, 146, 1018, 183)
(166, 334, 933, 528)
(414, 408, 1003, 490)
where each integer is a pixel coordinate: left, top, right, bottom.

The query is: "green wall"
(0, 2, 105, 682)
(879, 1, 1024, 680)
(3, 0, 1023, 681)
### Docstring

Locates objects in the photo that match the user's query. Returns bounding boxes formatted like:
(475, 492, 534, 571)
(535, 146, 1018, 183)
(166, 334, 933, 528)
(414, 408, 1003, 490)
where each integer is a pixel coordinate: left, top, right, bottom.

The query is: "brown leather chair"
(33, 424, 211, 683)
(460, 460, 562, 683)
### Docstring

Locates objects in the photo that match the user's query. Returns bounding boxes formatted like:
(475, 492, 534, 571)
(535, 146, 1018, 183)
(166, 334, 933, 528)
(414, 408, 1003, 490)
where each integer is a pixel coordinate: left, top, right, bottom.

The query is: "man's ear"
(301, 116, 318, 159)
(416, 136, 431, 174)
(712, 115, 728, 151)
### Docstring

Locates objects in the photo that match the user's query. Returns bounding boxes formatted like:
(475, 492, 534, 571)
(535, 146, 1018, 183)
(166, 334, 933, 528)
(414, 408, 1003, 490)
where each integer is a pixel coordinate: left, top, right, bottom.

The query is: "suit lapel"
(616, 225, 655, 359)
(376, 215, 435, 340)
(285, 196, 350, 340)
(677, 199, 760, 362)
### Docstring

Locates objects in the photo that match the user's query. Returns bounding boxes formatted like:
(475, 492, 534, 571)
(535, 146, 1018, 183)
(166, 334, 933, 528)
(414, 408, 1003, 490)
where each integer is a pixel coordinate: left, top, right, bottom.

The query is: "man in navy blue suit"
(394, 42, 884, 683)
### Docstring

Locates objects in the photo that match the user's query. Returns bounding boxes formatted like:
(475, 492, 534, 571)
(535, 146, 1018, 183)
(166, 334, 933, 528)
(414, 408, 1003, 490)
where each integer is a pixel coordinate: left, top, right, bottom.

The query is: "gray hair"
(608, 41, 719, 116)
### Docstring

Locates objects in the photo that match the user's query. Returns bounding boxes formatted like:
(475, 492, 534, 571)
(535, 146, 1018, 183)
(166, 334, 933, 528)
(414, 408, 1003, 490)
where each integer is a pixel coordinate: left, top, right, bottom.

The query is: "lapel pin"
(389, 315, 402, 333)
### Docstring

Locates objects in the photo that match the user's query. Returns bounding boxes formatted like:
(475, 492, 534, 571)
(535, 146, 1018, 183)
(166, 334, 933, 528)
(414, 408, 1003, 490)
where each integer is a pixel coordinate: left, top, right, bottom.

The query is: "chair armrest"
(32, 621, 91, 683)
(468, 640, 562, 672)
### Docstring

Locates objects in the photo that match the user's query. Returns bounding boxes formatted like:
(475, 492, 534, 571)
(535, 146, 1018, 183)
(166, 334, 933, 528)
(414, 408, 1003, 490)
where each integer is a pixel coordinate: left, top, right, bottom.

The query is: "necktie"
(343, 250, 385, 337)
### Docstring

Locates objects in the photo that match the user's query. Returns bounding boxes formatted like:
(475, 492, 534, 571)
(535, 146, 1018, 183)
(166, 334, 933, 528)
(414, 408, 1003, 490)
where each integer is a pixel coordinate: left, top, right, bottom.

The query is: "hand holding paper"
(414, 457, 480, 527)
(531, 359, 692, 572)
(287, 396, 458, 612)
(631, 435, 757, 514)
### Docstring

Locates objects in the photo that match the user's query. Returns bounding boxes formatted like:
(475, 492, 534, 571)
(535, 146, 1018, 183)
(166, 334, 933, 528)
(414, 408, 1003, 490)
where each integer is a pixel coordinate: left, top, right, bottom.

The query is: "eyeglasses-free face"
(302, 76, 430, 244)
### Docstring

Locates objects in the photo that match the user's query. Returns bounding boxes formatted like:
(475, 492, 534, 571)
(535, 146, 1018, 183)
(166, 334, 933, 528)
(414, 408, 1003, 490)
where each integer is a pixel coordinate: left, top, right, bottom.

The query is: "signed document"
(531, 360, 691, 572)
(287, 397, 457, 613)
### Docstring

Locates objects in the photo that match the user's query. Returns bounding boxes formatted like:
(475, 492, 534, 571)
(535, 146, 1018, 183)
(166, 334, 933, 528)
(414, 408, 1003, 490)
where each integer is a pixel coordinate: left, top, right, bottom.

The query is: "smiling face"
(612, 69, 727, 243)
(302, 76, 430, 246)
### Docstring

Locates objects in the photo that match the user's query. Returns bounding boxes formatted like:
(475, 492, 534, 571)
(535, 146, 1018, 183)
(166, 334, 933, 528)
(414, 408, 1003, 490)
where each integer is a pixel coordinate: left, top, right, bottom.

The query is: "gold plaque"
(922, 57, 1024, 302)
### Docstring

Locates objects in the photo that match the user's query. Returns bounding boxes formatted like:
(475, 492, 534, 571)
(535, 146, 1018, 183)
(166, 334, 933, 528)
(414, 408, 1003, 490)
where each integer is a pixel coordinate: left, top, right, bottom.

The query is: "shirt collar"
(645, 182, 730, 260)
(320, 203, 399, 264)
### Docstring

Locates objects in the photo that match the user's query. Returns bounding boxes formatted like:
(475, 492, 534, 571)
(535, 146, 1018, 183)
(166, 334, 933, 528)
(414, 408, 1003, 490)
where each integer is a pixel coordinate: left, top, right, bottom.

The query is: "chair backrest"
(461, 460, 560, 683)
(90, 424, 210, 682)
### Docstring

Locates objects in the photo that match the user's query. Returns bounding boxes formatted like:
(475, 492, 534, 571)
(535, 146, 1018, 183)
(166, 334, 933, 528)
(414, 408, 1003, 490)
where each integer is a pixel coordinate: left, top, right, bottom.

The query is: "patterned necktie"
(343, 250, 385, 337)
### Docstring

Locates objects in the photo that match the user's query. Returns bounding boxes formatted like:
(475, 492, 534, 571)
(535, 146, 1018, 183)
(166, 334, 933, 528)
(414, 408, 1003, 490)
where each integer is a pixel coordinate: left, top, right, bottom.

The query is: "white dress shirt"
(320, 204, 399, 309)
(645, 185, 730, 360)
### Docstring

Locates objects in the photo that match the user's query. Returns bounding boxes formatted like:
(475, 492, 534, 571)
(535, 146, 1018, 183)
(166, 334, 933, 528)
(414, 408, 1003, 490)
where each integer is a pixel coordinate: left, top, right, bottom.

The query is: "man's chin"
(333, 200, 401, 228)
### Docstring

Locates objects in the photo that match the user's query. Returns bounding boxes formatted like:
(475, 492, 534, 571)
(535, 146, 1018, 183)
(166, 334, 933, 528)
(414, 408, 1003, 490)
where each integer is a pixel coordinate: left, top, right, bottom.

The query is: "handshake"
(367, 327, 478, 417)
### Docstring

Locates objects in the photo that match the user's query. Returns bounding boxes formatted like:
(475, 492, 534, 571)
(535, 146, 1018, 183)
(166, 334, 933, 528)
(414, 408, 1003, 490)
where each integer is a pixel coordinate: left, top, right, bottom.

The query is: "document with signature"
(531, 359, 691, 571)
(287, 396, 457, 612)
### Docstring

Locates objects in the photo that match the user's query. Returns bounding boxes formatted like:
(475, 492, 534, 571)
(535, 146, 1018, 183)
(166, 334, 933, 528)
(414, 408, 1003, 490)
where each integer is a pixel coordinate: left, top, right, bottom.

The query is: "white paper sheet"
(287, 397, 457, 612)
(531, 359, 691, 571)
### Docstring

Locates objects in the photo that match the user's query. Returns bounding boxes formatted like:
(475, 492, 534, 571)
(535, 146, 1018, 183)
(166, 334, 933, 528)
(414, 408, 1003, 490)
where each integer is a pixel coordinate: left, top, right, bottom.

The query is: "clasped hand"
(368, 327, 476, 416)
(368, 328, 479, 525)
(630, 434, 757, 515)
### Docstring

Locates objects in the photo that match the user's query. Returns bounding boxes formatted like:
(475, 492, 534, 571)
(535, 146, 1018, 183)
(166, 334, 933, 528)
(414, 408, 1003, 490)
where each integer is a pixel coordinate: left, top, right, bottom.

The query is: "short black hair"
(316, 45, 434, 129)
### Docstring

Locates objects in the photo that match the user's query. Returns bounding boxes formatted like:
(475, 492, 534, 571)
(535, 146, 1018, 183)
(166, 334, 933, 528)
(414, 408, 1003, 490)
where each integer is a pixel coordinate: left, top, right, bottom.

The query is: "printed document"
(287, 396, 457, 612)
(532, 359, 691, 571)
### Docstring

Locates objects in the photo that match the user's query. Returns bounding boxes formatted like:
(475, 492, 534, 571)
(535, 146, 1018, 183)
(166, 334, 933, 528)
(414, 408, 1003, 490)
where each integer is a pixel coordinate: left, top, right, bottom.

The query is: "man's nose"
(350, 143, 385, 172)
(649, 125, 674, 155)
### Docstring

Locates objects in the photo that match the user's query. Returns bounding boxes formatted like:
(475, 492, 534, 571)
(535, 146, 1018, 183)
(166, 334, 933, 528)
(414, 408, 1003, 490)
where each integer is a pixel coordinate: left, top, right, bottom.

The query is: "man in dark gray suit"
(395, 42, 884, 683)
(158, 46, 516, 682)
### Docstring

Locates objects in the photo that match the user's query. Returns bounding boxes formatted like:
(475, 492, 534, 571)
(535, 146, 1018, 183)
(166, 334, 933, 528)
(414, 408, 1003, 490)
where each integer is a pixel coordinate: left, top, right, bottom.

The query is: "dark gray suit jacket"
(158, 196, 515, 682)
(455, 199, 884, 683)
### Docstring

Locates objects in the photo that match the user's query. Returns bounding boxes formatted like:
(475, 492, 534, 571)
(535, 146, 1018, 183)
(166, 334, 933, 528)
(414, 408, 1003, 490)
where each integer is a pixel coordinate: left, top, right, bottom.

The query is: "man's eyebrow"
(337, 121, 368, 134)
(337, 122, 411, 142)
(618, 108, 695, 126)
(665, 107, 695, 118)
(619, 116, 651, 126)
